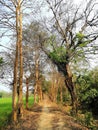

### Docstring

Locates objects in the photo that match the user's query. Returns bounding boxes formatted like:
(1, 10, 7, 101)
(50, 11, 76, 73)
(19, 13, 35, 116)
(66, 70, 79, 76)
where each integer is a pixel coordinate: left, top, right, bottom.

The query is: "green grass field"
(0, 96, 34, 127)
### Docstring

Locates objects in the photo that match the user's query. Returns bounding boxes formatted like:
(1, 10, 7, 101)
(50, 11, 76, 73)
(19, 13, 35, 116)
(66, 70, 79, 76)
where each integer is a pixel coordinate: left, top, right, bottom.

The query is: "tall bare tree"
(0, 0, 47, 121)
(12, 0, 23, 121)
(0, 0, 24, 121)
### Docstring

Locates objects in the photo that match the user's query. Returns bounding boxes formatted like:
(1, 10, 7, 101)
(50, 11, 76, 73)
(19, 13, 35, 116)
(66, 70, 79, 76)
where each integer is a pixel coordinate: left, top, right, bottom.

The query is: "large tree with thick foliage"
(41, 0, 98, 114)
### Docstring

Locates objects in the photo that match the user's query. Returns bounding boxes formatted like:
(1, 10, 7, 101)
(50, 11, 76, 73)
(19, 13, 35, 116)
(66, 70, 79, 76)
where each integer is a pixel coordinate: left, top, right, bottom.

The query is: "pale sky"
(74, 0, 82, 4)
(0, 0, 98, 92)
(0, 83, 11, 92)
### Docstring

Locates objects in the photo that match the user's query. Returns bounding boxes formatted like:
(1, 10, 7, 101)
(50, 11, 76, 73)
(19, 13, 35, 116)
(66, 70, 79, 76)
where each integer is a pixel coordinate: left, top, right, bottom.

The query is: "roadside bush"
(76, 67, 98, 115)
(76, 112, 97, 130)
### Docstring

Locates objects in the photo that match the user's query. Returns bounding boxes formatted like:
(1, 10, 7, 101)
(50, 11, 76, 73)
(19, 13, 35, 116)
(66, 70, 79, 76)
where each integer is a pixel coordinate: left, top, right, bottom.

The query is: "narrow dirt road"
(36, 95, 88, 130)
(6, 95, 88, 130)
(37, 95, 66, 130)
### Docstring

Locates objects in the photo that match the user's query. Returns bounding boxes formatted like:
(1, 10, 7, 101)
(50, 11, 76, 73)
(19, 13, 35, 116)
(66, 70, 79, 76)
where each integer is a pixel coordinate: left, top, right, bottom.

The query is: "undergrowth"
(76, 111, 97, 130)
(0, 96, 34, 128)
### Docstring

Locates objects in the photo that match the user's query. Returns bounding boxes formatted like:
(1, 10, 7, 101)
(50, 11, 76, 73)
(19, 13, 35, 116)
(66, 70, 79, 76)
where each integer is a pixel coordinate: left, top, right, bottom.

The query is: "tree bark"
(38, 85, 43, 102)
(65, 64, 77, 114)
(26, 78, 29, 109)
(34, 85, 37, 103)
(60, 85, 63, 103)
(18, 3, 23, 117)
(34, 59, 39, 103)
(12, 41, 18, 121)
(14, 1, 23, 118)
(12, 3, 19, 121)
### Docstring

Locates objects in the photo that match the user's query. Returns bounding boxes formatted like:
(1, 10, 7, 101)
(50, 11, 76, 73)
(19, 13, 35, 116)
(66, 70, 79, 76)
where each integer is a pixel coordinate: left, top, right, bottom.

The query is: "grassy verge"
(0, 96, 34, 128)
(0, 98, 12, 127)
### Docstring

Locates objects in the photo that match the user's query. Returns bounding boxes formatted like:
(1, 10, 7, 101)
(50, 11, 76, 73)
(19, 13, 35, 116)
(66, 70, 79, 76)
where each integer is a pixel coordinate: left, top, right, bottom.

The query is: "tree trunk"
(40, 89, 43, 101)
(60, 85, 63, 103)
(34, 59, 39, 103)
(38, 85, 43, 102)
(17, 1, 23, 118)
(12, 41, 18, 121)
(34, 84, 37, 103)
(26, 78, 29, 109)
(51, 82, 55, 102)
(12, 3, 19, 121)
(12, 0, 23, 121)
(65, 64, 77, 114)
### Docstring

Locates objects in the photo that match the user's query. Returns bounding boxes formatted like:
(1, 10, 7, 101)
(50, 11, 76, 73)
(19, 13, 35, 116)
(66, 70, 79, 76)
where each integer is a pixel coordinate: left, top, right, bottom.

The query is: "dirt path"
(6, 95, 88, 130)
(37, 106, 65, 130)
(37, 101, 53, 129)
(37, 95, 66, 130)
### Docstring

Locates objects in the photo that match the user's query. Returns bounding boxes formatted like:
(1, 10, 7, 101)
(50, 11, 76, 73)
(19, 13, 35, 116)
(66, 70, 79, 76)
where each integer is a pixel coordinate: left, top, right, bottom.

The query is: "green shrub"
(76, 112, 97, 130)
(76, 67, 98, 115)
